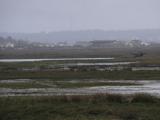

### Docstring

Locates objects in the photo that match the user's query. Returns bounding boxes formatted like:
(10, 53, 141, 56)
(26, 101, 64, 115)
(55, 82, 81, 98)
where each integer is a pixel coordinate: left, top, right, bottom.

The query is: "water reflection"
(0, 80, 160, 97)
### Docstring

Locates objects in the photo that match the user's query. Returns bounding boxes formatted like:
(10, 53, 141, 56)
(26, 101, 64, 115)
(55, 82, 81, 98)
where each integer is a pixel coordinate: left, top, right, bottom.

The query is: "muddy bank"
(0, 79, 160, 96)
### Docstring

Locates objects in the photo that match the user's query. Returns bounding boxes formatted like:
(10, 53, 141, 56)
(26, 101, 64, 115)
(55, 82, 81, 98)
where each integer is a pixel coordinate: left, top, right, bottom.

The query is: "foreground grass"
(0, 94, 160, 120)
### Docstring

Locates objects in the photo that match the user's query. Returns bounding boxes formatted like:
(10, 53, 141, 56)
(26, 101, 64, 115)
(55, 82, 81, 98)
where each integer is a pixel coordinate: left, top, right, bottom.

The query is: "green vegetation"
(0, 80, 138, 89)
(0, 70, 160, 80)
(0, 82, 50, 89)
(0, 45, 160, 59)
(0, 94, 160, 120)
(0, 49, 160, 81)
(54, 81, 138, 88)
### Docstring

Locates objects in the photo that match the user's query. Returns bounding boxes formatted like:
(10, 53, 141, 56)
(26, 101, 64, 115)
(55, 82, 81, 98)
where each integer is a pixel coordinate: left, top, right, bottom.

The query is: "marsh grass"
(1, 70, 160, 80)
(0, 94, 160, 120)
(0, 82, 50, 89)
(54, 82, 138, 88)
(0, 80, 138, 89)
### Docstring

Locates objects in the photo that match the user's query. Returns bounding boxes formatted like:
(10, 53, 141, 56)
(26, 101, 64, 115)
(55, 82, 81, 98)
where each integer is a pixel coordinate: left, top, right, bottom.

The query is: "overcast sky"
(0, 0, 160, 33)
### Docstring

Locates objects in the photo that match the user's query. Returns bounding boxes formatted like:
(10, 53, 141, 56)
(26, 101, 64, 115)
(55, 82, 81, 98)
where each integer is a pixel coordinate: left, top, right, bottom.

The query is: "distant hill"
(0, 29, 160, 44)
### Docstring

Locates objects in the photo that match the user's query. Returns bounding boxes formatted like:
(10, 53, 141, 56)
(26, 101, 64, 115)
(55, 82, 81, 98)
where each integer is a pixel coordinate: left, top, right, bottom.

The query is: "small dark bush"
(131, 94, 159, 103)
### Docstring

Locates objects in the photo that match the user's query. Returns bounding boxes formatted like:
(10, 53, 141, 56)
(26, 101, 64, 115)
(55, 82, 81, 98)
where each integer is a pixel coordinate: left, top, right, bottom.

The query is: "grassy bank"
(0, 94, 160, 120)
(54, 81, 138, 88)
(0, 81, 138, 89)
(0, 82, 49, 89)
(0, 70, 160, 80)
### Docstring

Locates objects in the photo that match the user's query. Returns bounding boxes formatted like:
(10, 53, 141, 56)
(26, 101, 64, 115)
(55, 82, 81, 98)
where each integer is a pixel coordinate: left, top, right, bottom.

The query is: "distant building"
(56, 42, 68, 47)
(125, 40, 150, 48)
(5, 43, 15, 48)
(0, 43, 14, 48)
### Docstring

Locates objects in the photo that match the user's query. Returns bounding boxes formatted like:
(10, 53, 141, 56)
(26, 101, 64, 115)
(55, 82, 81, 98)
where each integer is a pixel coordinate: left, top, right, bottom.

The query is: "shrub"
(131, 94, 159, 103)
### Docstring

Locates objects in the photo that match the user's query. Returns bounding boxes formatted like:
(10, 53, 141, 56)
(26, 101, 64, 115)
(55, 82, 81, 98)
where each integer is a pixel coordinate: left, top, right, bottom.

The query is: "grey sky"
(0, 0, 160, 33)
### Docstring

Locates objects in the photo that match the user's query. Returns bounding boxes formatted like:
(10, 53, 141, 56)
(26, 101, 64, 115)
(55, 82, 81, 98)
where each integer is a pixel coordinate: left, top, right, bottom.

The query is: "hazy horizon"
(0, 0, 160, 33)
(1, 28, 160, 34)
